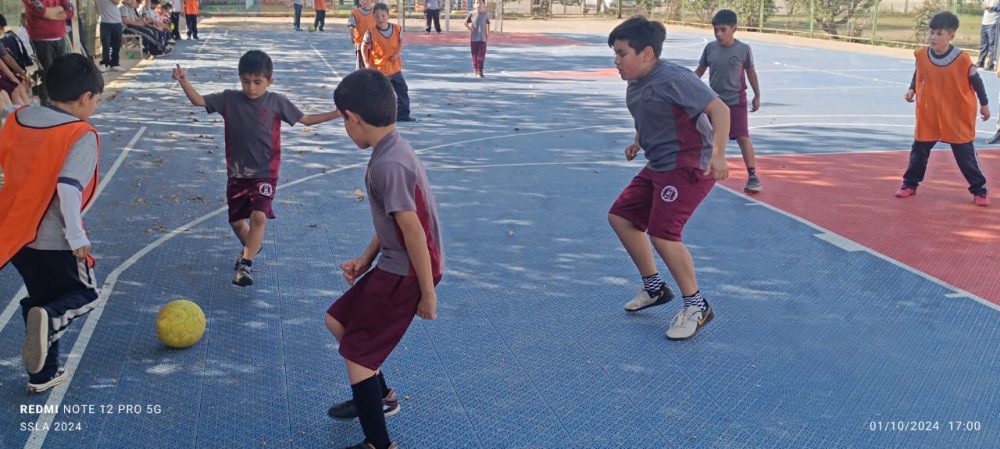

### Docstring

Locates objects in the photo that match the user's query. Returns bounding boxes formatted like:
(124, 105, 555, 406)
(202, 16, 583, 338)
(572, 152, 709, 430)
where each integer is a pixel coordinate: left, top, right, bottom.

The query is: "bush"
(733, 0, 776, 29)
(913, 0, 945, 43)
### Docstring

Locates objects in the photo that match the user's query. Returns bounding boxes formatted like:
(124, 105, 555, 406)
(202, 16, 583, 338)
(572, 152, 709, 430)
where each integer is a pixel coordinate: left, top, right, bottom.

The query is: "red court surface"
(720, 149, 1000, 305)
(402, 31, 586, 46)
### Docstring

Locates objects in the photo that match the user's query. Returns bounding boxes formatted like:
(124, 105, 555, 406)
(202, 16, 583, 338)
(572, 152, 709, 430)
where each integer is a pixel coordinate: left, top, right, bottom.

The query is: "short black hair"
(929, 11, 959, 32)
(46, 53, 104, 102)
(607, 16, 666, 58)
(334, 69, 396, 127)
(373, 2, 388, 13)
(0, 14, 6, 28)
(712, 9, 737, 26)
(238, 50, 273, 79)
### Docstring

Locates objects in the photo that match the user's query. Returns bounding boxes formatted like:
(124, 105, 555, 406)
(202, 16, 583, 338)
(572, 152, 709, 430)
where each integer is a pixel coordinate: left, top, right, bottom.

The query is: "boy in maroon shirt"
(172, 50, 341, 286)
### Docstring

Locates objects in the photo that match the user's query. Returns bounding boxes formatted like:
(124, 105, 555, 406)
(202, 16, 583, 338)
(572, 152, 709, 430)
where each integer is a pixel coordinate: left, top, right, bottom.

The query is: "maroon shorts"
(729, 101, 750, 140)
(609, 166, 715, 242)
(226, 178, 277, 222)
(327, 268, 441, 370)
(0, 76, 17, 94)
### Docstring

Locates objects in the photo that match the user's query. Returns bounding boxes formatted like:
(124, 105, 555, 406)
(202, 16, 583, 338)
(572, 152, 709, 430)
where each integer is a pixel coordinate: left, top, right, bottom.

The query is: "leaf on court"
(308, 223, 318, 228)
(513, 127, 520, 131)
(134, 198, 147, 205)
(190, 118, 199, 122)
(353, 188, 366, 202)
(303, 127, 313, 133)
(196, 134, 214, 140)
(507, 230, 515, 237)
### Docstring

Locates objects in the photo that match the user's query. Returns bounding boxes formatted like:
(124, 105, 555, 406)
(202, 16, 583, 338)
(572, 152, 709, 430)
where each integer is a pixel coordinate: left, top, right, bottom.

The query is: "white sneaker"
(23, 307, 49, 374)
(112, 66, 127, 72)
(623, 286, 674, 312)
(665, 302, 713, 340)
(99, 64, 109, 73)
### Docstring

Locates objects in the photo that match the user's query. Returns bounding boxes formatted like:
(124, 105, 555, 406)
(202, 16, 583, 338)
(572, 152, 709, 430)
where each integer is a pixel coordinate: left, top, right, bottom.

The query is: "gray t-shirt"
(97, 0, 122, 24)
(425, 0, 441, 9)
(203, 90, 304, 179)
(119, 4, 139, 22)
(365, 131, 444, 277)
(626, 60, 716, 172)
(699, 39, 754, 106)
(15, 106, 99, 250)
(984, 0, 1000, 25)
(466, 10, 489, 42)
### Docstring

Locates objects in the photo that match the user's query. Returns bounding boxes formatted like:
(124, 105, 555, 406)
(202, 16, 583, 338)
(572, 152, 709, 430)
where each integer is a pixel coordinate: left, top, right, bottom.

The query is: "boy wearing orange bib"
(899, 11, 991, 206)
(348, 0, 375, 69)
(0, 54, 104, 394)
(362, 3, 414, 122)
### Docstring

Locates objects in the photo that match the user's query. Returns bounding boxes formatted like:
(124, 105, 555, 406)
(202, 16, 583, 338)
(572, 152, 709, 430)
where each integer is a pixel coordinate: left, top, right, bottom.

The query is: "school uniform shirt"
(425, 0, 441, 9)
(626, 59, 716, 172)
(366, 131, 443, 278)
(699, 39, 753, 106)
(364, 23, 403, 76)
(97, 0, 122, 24)
(202, 90, 304, 179)
(466, 10, 489, 42)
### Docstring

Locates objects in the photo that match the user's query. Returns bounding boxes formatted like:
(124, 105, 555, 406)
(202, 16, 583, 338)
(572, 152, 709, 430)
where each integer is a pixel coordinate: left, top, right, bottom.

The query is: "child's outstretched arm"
(299, 110, 341, 125)
(702, 97, 730, 180)
(747, 65, 761, 112)
(172, 64, 205, 107)
(395, 211, 436, 320)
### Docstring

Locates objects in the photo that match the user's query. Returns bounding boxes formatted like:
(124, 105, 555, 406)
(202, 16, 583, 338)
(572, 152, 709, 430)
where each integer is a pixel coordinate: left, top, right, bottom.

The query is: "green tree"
(733, 0, 776, 28)
(813, 0, 876, 36)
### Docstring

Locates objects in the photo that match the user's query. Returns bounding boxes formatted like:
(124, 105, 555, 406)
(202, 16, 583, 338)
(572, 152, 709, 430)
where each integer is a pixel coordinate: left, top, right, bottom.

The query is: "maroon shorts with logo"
(609, 166, 715, 242)
(226, 177, 277, 222)
(729, 101, 750, 140)
(327, 268, 442, 370)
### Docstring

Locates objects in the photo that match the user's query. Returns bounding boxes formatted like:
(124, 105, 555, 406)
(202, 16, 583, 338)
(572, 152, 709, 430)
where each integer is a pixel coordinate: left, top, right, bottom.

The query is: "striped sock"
(683, 291, 707, 311)
(642, 273, 664, 296)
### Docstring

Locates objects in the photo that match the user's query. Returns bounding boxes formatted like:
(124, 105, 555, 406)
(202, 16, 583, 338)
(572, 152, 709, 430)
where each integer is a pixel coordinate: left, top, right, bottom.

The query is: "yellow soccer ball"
(156, 299, 206, 348)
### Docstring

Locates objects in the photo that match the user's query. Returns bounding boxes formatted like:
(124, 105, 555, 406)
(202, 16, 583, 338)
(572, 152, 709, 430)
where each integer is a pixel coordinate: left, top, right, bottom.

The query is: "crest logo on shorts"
(660, 185, 678, 202)
(258, 183, 274, 197)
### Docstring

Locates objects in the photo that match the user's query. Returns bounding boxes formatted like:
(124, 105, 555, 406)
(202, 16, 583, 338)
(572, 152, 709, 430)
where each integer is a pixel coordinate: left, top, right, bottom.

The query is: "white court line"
(773, 61, 908, 87)
(20, 123, 608, 449)
(0, 127, 147, 338)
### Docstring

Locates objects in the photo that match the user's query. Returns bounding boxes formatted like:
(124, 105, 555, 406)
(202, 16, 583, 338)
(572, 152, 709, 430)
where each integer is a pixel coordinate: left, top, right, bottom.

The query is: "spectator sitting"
(119, 0, 167, 56)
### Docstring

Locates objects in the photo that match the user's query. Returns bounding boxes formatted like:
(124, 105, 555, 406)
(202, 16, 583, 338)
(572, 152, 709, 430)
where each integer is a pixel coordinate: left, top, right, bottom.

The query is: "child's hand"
(72, 245, 92, 260)
(340, 258, 371, 285)
(904, 89, 915, 103)
(982, 105, 991, 122)
(751, 96, 760, 112)
(416, 290, 437, 320)
(705, 153, 729, 180)
(624, 142, 640, 161)
(172, 64, 187, 82)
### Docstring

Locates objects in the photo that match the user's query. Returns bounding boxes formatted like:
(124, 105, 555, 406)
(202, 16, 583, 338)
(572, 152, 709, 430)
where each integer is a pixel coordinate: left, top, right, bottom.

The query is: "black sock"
(351, 375, 391, 449)
(641, 273, 664, 296)
(747, 167, 757, 177)
(240, 258, 252, 267)
(377, 371, 390, 398)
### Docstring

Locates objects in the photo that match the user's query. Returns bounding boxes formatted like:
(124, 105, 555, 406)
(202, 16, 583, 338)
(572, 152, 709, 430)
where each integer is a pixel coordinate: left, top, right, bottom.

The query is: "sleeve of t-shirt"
(348, 13, 356, 27)
(744, 45, 754, 69)
(466, 14, 472, 24)
(698, 45, 709, 67)
(58, 132, 97, 251)
(372, 161, 417, 215)
(363, 30, 372, 45)
(203, 90, 227, 115)
(275, 94, 305, 126)
(661, 71, 717, 118)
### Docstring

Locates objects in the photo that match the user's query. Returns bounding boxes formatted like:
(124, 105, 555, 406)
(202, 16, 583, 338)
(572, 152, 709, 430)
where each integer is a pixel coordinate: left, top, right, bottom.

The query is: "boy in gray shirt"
(0, 55, 104, 393)
(695, 9, 762, 194)
(173, 50, 341, 286)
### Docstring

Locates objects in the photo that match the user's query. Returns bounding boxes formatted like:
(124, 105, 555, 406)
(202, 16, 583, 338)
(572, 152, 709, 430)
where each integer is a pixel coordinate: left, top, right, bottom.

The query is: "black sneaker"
(987, 131, 1000, 145)
(28, 369, 67, 394)
(233, 261, 253, 287)
(343, 442, 397, 449)
(328, 388, 400, 421)
(744, 175, 762, 194)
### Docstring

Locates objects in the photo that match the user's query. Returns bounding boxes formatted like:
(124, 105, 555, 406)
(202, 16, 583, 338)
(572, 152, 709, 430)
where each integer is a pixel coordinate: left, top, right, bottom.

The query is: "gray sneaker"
(624, 286, 674, 312)
(987, 131, 1000, 145)
(23, 307, 49, 374)
(328, 388, 400, 421)
(744, 175, 762, 194)
(665, 302, 714, 340)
